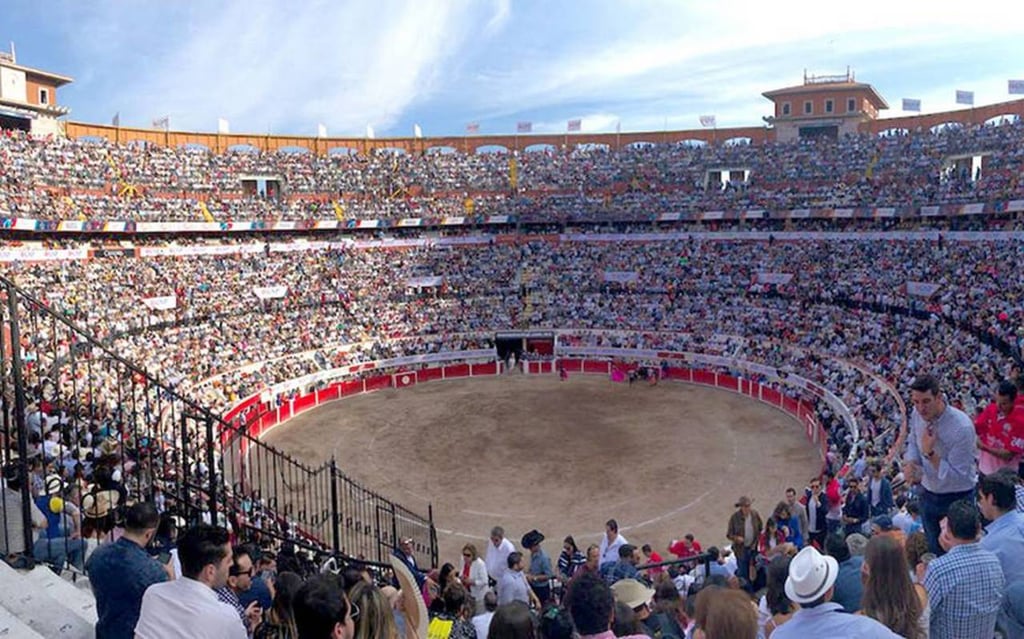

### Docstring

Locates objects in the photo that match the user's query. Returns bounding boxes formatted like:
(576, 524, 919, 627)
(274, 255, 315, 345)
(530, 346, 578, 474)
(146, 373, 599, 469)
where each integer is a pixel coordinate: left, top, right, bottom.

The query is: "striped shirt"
(924, 542, 1005, 639)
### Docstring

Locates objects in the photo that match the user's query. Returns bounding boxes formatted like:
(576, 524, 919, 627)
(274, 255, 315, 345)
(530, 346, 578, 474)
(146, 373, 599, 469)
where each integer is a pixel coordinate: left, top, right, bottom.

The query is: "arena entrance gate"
(495, 331, 554, 371)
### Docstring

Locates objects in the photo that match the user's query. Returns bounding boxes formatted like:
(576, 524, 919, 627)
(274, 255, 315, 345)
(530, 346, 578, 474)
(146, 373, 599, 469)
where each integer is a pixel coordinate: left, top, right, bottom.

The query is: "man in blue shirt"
(824, 533, 862, 613)
(978, 468, 1024, 583)
(902, 374, 978, 554)
(771, 545, 901, 639)
(86, 502, 169, 639)
(925, 499, 1005, 639)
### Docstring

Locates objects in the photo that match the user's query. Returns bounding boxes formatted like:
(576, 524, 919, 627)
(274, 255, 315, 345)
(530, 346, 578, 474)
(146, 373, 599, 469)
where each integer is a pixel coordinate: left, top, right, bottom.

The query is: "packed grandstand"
(2, 88, 1024, 638)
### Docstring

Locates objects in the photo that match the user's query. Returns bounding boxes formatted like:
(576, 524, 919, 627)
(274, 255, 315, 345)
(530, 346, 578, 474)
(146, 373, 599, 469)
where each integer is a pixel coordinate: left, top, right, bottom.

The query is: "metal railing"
(0, 275, 436, 569)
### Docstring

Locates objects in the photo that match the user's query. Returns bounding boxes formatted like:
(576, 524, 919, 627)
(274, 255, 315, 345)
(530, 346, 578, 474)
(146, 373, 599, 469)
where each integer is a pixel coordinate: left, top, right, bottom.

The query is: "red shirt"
(975, 399, 1024, 474)
(668, 539, 702, 558)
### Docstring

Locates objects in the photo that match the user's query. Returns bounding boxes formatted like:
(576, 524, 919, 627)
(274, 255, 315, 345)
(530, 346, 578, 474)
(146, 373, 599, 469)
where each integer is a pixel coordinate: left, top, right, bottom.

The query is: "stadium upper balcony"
(0, 99, 1022, 232)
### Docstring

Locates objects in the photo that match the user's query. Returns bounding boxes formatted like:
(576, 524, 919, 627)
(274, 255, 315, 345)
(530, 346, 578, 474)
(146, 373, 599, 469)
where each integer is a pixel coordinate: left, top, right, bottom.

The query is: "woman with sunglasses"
(459, 543, 489, 613)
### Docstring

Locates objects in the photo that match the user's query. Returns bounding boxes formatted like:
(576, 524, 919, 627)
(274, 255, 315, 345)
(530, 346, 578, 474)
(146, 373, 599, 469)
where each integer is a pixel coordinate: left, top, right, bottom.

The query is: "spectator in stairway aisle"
(135, 524, 248, 639)
(598, 519, 628, 568)
(87, 501, 168, 639)
(459, 543, 488, 613)
(841, 476, 870, 536)
(486, 526, 516, 586)
(783, 488, 807, 548)
(924, 499, 1005, 639)
(974, 380, 1024, 476)
(727, 496, 762, 586)
(392, 537, 426, 589)
(823, 471, 843, 535)
(803, 478, 828, 550)
(521, 529, 552, 605)
(865, 462, 894, 518)
(977, 467, 1024, 584)
(903, 375, 979, 555)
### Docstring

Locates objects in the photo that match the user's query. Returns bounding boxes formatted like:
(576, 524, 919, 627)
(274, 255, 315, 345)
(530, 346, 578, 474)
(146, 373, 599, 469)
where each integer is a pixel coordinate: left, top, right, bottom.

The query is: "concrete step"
(0, 603, 46, 638)
(0, 561, 94, 638)
(22, 566, 98, 624)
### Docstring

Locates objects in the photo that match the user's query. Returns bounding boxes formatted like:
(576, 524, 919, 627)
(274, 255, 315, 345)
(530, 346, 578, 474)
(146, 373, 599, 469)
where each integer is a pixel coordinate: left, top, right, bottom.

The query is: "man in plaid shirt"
(924, 499, 1005, 639)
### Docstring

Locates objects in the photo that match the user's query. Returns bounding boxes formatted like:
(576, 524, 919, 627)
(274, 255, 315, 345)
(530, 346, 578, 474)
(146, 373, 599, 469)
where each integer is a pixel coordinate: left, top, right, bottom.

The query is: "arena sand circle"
(262, 374, 822, 564)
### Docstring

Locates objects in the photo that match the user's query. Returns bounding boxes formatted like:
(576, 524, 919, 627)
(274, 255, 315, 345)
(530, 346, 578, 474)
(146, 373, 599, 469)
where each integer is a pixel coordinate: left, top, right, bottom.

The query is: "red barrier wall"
(235, 358, 825, 465)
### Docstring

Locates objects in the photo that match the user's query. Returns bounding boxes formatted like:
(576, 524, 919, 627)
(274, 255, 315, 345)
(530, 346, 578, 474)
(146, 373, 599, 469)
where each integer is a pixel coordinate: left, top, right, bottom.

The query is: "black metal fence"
(0, 275, 436, 570)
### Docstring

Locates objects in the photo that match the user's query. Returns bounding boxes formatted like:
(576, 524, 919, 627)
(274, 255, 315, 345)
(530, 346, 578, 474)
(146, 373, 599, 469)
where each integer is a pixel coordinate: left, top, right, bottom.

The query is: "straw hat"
(82, 489, 121, 519)
(389, 555, 428, 639)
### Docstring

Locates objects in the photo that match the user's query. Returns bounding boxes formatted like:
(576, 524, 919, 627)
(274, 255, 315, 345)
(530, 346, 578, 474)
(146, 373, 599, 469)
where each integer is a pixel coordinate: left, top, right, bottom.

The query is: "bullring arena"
(3, 42, 1024, 639)
(262, 372, 822, 560)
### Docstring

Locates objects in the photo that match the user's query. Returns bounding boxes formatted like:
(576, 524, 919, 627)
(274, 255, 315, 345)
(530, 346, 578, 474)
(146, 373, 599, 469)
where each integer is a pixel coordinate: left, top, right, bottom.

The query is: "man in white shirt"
(485, 526, 515, 584)
(471, 591, 498, 639)
(598, 519, 628, 568)
(135, 524, 247, 639)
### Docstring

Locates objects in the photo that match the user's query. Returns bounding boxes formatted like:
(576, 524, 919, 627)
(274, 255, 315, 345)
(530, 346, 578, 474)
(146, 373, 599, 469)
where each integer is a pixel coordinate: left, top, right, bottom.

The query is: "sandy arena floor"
(262, 374, 822, 565)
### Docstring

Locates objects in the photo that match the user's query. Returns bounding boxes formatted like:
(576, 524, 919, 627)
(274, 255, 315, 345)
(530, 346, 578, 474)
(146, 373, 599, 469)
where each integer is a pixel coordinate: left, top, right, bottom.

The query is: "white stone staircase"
(0, 560, 96, 638)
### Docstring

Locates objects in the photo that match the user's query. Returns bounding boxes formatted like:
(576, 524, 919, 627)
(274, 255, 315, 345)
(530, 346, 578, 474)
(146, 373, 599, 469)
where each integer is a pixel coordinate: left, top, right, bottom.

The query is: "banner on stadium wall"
(905, 281, 942, 298)
(832, 208, 854, 218)
(397, 218, 422, 227)
(0, 248, 90, 262)
(756, 272, 794, 285)
(920, 206, 942, 217)
(142, 295, 177, 310)
(1007, 200, 1024, 212)
(406, 276, 442, 288)
(603, 271, 639, 283)
(700, 211, 725, 220)
(788, 209, 811, 219)
(742, 209, 766, 219)
(442, 216, 465, 226)
(658, 212, 682, 222)
(874, 208, 896, 218)
(485, 215, 510, 224)
(253, 286, 288, 300)
(959, 203, 986, 215)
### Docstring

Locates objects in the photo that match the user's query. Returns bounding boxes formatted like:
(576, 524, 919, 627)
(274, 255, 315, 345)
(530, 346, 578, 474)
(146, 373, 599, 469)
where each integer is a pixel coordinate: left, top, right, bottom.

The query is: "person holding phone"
(902, 375, 978, 555)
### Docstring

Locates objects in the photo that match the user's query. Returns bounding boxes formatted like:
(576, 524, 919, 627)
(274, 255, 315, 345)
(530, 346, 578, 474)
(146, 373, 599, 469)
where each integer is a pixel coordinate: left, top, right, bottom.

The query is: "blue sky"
(4, 0, 1023, 137)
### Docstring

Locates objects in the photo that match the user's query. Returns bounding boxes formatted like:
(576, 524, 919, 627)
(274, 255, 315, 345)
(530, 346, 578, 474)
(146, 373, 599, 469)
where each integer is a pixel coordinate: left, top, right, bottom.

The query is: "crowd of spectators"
(2, 118, 1024, 222)
(3, 119, 1024, 636)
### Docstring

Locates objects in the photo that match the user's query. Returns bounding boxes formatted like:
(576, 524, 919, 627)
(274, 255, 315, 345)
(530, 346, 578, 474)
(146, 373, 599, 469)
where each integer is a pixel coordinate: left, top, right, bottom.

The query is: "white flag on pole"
(152, 116, 169, 130)
(699, 115, 716, 128)
(955, 90, 974, 105)
(317, 123, 327, 138)
(567, 119, 582, 132)
(1009, 80, 1024, 95)
(217, 118, 230, 134)
(366, 125, 375, 139)
(414, 124, 423, 138)
(901, 98, 921, 112)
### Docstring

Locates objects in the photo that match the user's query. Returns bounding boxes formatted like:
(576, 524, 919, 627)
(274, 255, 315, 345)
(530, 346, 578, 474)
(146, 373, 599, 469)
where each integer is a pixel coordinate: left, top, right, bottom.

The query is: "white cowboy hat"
(611, 578, 655, 609)
(784, 546, 839, 605)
